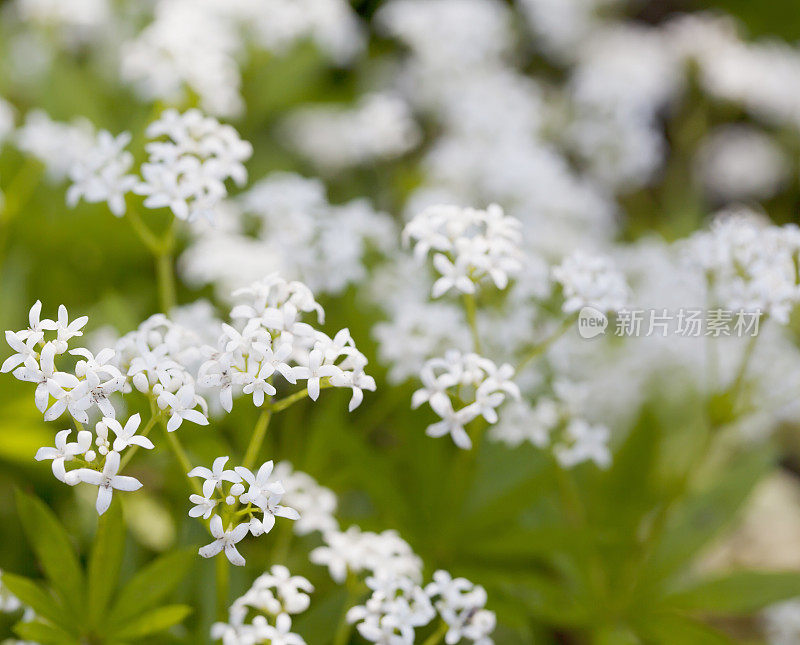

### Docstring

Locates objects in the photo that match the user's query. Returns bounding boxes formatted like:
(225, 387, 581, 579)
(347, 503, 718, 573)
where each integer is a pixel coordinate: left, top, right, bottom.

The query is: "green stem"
(155, 251, 177, 313)
(727, 332, 759, 403)
(332, 576, 361, 645)
(242, 409, 272, 471)
(422, 622, 449, 645)
(215, 554, 230, 622)
(1, 157, 43, 223)
(125, 207, 160, 253)
(272, 383, 332, 413)
(516, 315, 576, 372)
(161, 419, 202, 495)
(552, 460, 606, 599)
(462, 293, 481, 353)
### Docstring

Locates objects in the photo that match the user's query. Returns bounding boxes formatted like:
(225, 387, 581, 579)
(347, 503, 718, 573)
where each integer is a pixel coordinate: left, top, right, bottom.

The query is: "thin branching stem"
(462, 293, 481, 353)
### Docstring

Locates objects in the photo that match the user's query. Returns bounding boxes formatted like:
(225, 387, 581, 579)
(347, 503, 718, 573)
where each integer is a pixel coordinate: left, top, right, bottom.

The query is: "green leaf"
(112, 604, 192, 640)
(15, 489, 84, 615)
(88, 498, 125, 627)
(664, 571, 800, 614)
(648, 446, 774, 582)
(636, 612, 735, 644)
(1, 573, 73, 631)
(13, 619, 78, 645)
(106, 548, 195, 627)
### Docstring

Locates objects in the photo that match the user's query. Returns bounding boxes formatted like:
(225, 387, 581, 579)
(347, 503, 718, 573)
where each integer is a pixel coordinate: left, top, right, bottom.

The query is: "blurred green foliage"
(3, 1, 800, 644)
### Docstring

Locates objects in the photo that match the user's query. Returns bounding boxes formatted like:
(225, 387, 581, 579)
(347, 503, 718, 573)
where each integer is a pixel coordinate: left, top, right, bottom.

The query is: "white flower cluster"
(15, 110, 95, 181)
(346, 576, 435, 644)
(686, 208, 800, 324)
(403, 204, 522, 298)
(181, 172, 396, 297)
(271, 461, 338, 536)
(211, 565, 312, 644)
(0, 302, 213, 513)
(696, 125, 789, 203)
(282, 93, 420, 170)
(190, 458, 299, 566)
(113, 313, 211, 431)
(66, 131, 136, 216)
(425, 571, 495, 645)
(66, 108, 252, 223)
(763, 598, 800, 645)
(13, 0, 112, 47)
(552, 251, 630, 314)
(489, 379, 610, 468)
(344, 567, 495, 645)
(412, 351, 519, 450)
(198, 273, 375, 412)
(377, 0, 617, 257)
(311, 526, 423, 585)
(312, 523, 496, 644)
(120, 0, 364, 117)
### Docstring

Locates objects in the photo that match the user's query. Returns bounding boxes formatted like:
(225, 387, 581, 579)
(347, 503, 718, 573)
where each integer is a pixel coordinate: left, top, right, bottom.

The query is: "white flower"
(255, 566, 314, 615)
(13, 343, 77, 413)
(67, 130, 137, 217)
(235, 461, 282, 508)
(404, 204, 522, 298)
(291, 348, 342, 400)
(427, 398, 480, 449)
(15, 300, 56, 345)
(554, 419, 611, 469)
(329, 370, 376, 411)
(35, 429, 91, 482)
(68, 451, 143, 515)
(189, 494, 218, 519)
(552, 251, 630, 314)
(44, 378, 92, 424)
(426, 570, 495, 645)
(1, 330, 38, 373)
(432, 253, 475, 297)
(51, 304, 89, 352)
(100, 414, 155, 452)
(134, 109, 253, 224)
(261, 613, 305, 645)
(199, 515, 250, 566)
(157, 384, 209, 432)
(189, 456, 242, 498)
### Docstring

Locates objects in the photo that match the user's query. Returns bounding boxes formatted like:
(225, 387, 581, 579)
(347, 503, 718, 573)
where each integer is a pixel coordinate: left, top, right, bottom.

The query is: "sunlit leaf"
(88, 498, 125, 628)
(14, 489, 85, 618)
(112, 604, 192, 640)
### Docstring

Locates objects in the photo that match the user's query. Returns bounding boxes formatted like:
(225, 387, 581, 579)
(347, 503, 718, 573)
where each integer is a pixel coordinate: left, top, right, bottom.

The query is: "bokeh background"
(4, 0, 800, 643)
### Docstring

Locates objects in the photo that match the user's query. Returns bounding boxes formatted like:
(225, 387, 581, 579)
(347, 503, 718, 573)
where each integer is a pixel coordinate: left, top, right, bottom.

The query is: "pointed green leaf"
(1, 573, 73, 631)
(649, 447, 774, 582)
(636, 612, 735, 644)
(15, 489, 84, 614)
(88, 498, 125, 627)
(112, 604, 192, 640)
(13, 618, 78, 645)
(664, 571, 800, 614)
(106, 548, 195, 627)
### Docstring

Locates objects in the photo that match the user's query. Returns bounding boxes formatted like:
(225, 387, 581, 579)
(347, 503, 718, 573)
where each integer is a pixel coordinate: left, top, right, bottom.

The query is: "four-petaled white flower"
(68, 451, 143, 515)
(292, 349, 341, 401)
(189, 494, 218, 519)
(199, 515, 250, 566)
(189, 456, 242, 498)
(35, 429, 91, 482)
